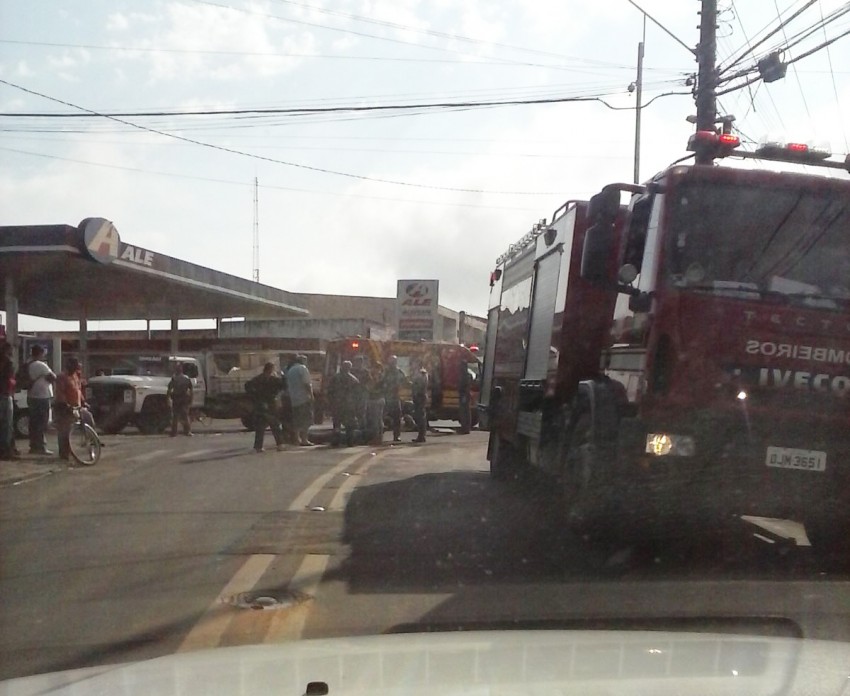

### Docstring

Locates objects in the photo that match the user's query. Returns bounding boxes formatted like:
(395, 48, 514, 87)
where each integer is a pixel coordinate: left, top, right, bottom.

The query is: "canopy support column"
(4, 276, 18, 365)
(171, 314, 179, 355)
(79, 311, 88, 376)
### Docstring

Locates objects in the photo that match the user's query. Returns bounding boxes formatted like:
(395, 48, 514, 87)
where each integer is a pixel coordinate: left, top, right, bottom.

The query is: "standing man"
(0, 343, 17, 461)
(245, 362, 286, 453)
(327, 360, 360, 447)
(25, 345, 56, 455)
(287, 354, 315, 446)
(411, 365, 429, 443)
(365, 362, 386, 445)
(350, 355, 371, 436)
(54, 358, 85, 461)
(458, 360, 472, 435)
(167, 363, 194, 437)
(382, 355, 407, 443)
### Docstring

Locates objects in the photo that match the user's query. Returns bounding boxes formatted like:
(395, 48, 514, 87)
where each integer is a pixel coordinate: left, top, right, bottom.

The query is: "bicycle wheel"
(69, 423, 102, 466)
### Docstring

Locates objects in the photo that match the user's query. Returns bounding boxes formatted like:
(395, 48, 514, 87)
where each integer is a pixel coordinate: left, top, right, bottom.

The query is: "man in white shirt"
(26, 345, 56, 455)
(286, 355, 315, 446)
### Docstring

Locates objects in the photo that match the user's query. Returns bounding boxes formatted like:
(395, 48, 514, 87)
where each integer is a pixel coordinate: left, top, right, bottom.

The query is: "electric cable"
(0, 78, 577, 195)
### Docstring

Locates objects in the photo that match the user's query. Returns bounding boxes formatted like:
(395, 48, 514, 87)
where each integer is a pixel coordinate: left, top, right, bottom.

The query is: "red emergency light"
(687, 130, 741, 158)
(350, 340, 360, 350)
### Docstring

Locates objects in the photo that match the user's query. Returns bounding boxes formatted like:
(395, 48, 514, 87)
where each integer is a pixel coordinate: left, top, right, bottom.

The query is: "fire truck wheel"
(562, 412, 614, 537)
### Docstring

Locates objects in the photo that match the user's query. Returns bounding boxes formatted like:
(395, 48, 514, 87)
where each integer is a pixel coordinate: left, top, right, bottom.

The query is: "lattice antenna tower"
(252, 176, 260, 283)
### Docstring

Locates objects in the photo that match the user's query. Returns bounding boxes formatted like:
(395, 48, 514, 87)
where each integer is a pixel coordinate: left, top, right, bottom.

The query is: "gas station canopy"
(1, 219, 309, 321)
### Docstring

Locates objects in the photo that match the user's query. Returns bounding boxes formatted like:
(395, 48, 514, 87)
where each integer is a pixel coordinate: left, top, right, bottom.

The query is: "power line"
(773, 0, 813, 123)
(0, 90, 674, 119)
(0, 37, 660, 75)
(719, 0, 818, 75)
(773, 2, 850, 55)
(0, 145, 547, 211)
(723, 1, 786, 134)
(188, 0, 600, 73)
(265, 0, 627, 66)
(0, 78, 573, 195)
(716, 16, 850, 97)
(820, 0, 849, 151)
(0, 134, 631, 160)
(624, 0, 695, 55)
(784, 22, 850, 65)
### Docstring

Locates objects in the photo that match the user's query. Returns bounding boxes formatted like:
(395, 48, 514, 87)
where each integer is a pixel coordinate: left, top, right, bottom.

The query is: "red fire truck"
(479, 137, 850, 547)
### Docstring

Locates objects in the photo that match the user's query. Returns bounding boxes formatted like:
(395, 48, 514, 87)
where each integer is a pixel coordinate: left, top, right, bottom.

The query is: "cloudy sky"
(2, 0, 849, 330)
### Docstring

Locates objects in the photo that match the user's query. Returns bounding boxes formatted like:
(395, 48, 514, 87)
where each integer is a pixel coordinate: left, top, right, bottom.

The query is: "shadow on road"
(330, 467, 850, 598)
(329, 470, 598, 594)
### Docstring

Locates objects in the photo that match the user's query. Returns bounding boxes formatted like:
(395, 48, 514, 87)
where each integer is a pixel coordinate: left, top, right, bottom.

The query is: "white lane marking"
(327, 450, 390, 511)
(177, 554, 276, 653)
(128, 448, 170, 463)
(287, 451, 367, 511)
(176, 448, 216, 460)
(265, 554, 330, 642)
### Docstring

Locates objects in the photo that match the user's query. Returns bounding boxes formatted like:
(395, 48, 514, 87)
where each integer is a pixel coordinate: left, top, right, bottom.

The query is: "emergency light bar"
(753, 139, 832, 163)
(733, 138, 850, 172)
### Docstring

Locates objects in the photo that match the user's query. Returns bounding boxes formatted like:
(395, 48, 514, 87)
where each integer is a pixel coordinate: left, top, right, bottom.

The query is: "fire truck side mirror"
(581, 222, 616, 284)
(588, 187, 620, 223)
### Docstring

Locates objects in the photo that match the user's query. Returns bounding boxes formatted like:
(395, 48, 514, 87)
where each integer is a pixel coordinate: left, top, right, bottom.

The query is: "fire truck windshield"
(665, 182, 850, 306)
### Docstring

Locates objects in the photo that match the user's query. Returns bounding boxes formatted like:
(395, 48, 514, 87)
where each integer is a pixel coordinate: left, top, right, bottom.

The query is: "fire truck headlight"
(645, 433, 696, 457)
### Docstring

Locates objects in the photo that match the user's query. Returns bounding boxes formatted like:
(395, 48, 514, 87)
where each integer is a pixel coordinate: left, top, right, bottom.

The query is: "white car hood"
(88, 376, 168, 387)
(1, 630, 849, 695)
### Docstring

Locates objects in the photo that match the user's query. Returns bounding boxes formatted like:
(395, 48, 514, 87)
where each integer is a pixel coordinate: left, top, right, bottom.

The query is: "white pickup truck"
(85, 352, 278, 434)
(85, 355, 206, 434)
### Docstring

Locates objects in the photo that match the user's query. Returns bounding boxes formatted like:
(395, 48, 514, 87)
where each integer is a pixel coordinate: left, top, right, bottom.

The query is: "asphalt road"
(2, 423, 850, 681)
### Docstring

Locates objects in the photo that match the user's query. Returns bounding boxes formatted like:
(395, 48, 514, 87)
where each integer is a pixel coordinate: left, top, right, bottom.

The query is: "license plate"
(766, 447, 826, 472)
(123, 391, 133, 404)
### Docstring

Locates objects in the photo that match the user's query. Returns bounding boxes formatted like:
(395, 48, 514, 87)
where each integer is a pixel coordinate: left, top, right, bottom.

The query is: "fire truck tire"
(490, 435, 522, 482)
(562, 411, 615, 538)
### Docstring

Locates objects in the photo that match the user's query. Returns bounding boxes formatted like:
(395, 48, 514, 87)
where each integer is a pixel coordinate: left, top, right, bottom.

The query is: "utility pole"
(252, 176, 260, 283)
(695, 0, 718, 164)
(633, 16, 646, 184)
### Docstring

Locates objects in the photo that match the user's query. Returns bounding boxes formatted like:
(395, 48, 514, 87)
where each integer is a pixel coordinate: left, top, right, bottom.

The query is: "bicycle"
(68, 407, 102, 466)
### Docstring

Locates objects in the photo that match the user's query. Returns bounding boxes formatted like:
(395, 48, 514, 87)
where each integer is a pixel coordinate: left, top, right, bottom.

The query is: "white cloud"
(15, 60, 34, 77)
(45, 48, 92, 80)
(106, 13, 130, 32)
(107, 1, 317, 82)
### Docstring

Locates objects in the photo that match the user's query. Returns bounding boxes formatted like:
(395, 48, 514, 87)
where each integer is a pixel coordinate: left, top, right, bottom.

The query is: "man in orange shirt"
(54, 358, 85, 461)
